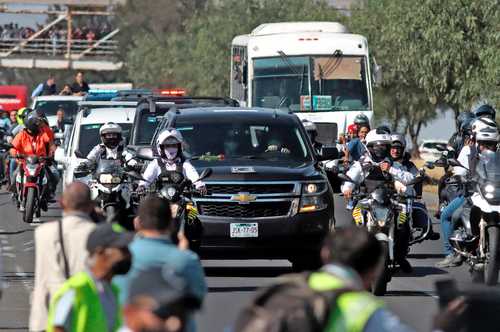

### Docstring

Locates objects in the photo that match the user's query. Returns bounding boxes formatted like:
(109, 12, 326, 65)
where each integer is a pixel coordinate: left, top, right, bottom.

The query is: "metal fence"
(0, 37, 118, 57)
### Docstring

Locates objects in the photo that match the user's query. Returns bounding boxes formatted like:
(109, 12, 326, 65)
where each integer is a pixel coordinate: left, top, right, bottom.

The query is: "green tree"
(350, 0, 498, 154)
(125, 0, 345, 93)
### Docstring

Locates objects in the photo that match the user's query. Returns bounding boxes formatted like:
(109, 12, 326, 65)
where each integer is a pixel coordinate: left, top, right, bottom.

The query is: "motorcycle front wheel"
(23, 187, 36, 223)
(485, 226, 500, 286)
(373, 241, 390, 296)
(105, 205, 117, 223)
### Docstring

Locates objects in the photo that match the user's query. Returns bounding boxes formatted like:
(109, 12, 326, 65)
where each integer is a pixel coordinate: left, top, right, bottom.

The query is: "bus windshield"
(252, 55, 369, 112)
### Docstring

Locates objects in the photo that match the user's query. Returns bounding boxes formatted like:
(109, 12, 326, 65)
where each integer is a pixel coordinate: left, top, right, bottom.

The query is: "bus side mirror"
(372, 58, 382, 86)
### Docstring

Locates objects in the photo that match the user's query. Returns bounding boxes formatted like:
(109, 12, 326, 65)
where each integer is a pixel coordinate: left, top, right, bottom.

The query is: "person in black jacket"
(31, 74, 56, 98)
(70, 71, 90, 96)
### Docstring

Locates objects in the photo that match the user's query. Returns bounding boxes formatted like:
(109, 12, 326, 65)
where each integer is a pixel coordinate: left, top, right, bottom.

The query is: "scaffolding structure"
(0, 0, 124, 70)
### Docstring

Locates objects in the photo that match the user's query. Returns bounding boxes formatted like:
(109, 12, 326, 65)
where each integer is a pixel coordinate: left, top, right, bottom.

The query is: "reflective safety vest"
(46, 272, 122, 332)
(308, 272, 383, 332)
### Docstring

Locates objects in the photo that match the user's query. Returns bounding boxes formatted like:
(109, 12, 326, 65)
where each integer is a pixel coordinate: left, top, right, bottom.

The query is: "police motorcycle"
(446, 153, 500, 285)
(74, 150, 142, 227)
(135, 150, 212, 250)
(339, 163, 425, 295)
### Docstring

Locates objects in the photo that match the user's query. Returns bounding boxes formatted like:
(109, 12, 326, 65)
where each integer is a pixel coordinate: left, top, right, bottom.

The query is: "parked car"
(419, 140, 448, 161)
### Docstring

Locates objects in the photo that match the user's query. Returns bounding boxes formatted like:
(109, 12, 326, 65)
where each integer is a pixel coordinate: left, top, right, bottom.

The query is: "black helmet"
(471, 101, 496, 119)
(25, 115, 40, 136)
(456, 111, 474, 129)
(376, 125, 391, 134)
(354, 113, 370, 127)
(460, 117, 475, 135)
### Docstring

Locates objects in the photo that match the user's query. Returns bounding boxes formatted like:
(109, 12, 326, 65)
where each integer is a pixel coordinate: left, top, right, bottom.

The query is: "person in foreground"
(315, 227, 465, 332)
(114, 196, 207, 332)
(120, 266, 201, 332)
(30, 182, 97, 332)
(46, 223, 134, 332)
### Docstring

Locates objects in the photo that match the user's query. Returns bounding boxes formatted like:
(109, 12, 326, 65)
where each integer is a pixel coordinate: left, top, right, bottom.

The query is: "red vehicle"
(0, 85, 28, 112)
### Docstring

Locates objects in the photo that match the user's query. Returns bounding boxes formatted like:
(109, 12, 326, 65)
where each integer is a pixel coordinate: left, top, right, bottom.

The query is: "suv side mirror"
(317, 146, 339, 161)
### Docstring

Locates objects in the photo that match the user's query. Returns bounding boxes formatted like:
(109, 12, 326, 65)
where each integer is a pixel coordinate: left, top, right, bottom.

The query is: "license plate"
(230, 223, 258, 238)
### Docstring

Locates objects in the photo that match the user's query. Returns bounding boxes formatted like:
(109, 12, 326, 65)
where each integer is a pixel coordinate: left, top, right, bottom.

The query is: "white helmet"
(472, 118, 499, 142)
(390, 133, 406, 148)
(156, 128, 184, 160)
(99, 122, 122, 148)
(100, 122, 122, 135)
(365, 129, 391, 147)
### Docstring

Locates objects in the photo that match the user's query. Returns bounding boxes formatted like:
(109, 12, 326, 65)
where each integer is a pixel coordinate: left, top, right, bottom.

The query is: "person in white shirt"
(138, 128, 206, 193)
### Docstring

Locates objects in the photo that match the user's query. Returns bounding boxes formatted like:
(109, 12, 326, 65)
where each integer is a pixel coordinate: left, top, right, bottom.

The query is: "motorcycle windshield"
(95, 159, 123, 177)
(477, 151, 500, 183)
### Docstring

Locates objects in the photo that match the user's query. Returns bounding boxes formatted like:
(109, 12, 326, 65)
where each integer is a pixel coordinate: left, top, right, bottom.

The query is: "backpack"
(234, 272, 354, 332)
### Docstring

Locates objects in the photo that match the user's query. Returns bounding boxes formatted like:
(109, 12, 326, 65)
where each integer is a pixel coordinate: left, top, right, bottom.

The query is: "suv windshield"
(174, 118, 311, 163)
(34, 100, 79, 119)
(78, 123, 132, 156)
(252, 55, 369, 112)
(134, 111, 167, 145)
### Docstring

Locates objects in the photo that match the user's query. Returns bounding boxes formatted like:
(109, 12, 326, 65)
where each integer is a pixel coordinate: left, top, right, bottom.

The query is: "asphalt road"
(0, 189, 475, 332)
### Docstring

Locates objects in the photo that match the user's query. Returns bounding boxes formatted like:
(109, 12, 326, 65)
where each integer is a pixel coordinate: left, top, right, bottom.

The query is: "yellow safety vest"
(309, 272, 383, 332)
(46, 272, 122, 332)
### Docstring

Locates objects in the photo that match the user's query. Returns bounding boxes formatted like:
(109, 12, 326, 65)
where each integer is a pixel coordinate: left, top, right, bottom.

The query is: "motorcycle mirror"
(197, 168, 213, 181)
(337, 173, 354, 183)
(135, 153, 154, 161)
(424, 161, 435, 169)
(74, 150, 86, 159)
(448, 158, 465, 168)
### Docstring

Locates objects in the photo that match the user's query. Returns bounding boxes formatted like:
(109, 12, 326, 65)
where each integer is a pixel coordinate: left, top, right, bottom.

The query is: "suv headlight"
(299, 182, 328, 213)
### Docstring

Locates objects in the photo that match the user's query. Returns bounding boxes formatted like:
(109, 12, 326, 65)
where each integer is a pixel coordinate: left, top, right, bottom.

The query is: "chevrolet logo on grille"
(230, 192, 256, 204)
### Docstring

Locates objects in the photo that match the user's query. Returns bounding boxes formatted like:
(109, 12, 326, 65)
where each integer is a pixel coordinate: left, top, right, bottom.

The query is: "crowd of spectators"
(0, 21, 113, 41)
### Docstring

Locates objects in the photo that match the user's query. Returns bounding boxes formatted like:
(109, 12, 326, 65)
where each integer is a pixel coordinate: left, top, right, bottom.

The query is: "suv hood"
(193, 160, 324, 182)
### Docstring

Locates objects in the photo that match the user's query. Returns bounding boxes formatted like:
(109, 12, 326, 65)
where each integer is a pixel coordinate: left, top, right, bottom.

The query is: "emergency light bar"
(159, 89, 186, 96)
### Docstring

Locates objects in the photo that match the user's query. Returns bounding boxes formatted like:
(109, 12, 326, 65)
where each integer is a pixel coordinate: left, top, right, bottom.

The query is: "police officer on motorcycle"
(436, 116, 499, 268)
(341, 129, 415, 272)
(78, 122, 137, 173)
(138, 128, 206, 194)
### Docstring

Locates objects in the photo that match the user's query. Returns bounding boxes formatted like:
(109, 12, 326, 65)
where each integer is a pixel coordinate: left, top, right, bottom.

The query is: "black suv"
(128, 96, 239, 155)
(152, 107, 338, 270)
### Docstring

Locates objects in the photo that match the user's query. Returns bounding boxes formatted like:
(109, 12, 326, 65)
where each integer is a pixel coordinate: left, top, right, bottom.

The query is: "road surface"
(0, 189, 473, 332)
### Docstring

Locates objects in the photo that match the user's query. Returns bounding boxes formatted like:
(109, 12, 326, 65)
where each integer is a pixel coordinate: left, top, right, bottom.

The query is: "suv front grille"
(207, 183, 295, 195)
(199, 201, 291, 218)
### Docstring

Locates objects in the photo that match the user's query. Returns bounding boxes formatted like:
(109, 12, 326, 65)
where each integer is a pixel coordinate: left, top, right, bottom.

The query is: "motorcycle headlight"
(160, 186, 177, 200)
(485, 184, 495, 193)
(99, 174, 114, 184)
(485, 193, 494, 200)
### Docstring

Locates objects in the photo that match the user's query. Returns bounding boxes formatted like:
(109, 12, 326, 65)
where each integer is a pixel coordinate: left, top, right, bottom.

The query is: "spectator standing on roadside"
(30, 182, 98, 332)
(32, 74, 57, 98)
(120, 266, 202, 332)
(8, 110, 17, 127)
(114, 196, 207, 332)
(70, 71, 90, 96)
(46, 223, 133, 332)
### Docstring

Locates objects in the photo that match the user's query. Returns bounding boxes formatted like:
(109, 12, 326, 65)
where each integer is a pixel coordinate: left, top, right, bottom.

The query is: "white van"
(55, 106, 136, 188)
(31, 95, 84, 126)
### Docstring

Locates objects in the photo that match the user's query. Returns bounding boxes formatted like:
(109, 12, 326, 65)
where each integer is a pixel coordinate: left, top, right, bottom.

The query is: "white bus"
(231, 22, 379, 137)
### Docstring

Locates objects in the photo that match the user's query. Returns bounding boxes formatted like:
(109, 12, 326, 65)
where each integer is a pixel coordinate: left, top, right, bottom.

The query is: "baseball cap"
(128, 265, 201, 319)
(86, 223, 134, 253)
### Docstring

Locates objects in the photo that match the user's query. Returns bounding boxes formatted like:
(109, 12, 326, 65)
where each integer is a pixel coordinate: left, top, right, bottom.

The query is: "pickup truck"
(151, 106, 338, 270)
